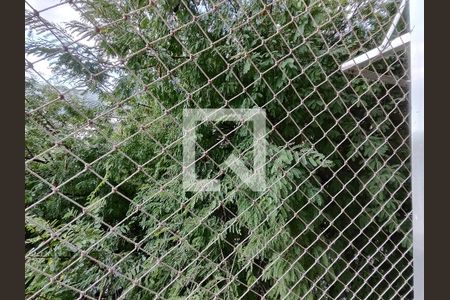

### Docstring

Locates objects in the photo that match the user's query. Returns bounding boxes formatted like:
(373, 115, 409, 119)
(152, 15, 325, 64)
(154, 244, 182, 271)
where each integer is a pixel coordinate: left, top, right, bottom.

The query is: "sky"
(27, 0, 80, 24)
(25, 0, 87, 80)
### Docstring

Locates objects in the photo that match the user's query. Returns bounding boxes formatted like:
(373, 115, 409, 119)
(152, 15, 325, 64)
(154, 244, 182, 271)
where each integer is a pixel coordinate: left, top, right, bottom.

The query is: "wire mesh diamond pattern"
(25, 0, 413, 299)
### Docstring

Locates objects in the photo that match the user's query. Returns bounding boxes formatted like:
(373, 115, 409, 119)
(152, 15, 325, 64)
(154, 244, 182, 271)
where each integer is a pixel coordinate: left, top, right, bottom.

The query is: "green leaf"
(243, 59, 251, 75)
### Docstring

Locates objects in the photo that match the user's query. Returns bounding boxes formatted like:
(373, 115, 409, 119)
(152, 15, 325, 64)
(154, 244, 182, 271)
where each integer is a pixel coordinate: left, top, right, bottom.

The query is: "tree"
(26, 0, 412, 299)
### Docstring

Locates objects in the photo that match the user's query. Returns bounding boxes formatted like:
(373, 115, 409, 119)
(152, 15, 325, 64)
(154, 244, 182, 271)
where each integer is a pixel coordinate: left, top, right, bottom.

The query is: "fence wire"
(25, 0, 413, 299)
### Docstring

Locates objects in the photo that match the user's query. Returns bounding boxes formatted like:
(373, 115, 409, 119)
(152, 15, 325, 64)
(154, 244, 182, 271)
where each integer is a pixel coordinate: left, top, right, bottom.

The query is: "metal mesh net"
(25, 0, 413, 299)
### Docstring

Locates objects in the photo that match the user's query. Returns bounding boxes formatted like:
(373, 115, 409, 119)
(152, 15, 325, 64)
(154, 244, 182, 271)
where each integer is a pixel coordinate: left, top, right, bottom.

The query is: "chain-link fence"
(25, 0, 414, 299)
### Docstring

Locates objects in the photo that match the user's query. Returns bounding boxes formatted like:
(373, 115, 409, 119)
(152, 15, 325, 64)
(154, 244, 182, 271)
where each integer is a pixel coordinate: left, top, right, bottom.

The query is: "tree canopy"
(25, 0, 413, 299)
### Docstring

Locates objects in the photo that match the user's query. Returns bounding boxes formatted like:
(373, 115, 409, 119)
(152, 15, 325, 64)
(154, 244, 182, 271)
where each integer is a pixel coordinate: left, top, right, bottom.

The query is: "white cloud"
(27, 0, 81, 23)
(26, 0, 97, 82)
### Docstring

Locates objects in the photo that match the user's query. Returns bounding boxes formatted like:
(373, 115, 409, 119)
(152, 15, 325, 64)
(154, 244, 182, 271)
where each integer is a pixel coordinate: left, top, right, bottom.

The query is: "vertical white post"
(409, 0, 424, 299)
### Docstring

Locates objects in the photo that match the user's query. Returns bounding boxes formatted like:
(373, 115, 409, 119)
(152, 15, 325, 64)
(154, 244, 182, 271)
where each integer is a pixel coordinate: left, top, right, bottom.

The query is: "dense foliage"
(26, 0, 412, 299)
